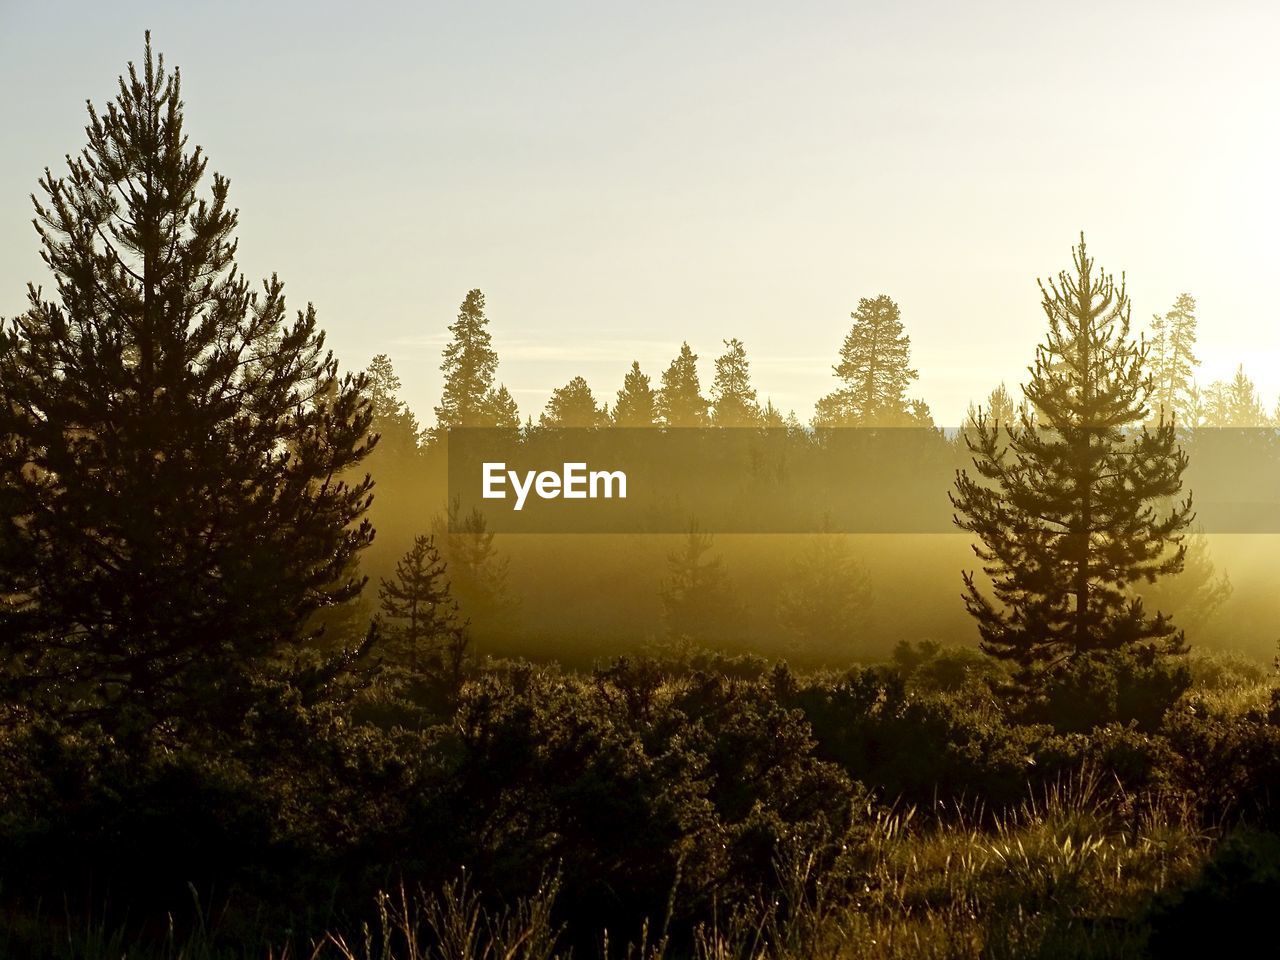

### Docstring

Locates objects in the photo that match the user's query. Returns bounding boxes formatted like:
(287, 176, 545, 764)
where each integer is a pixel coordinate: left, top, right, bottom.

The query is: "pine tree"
(656, 342, 709, 427)
(1148, 293, 1199, 426)
(0, 38, 376, 732)
(434, 289, 499, 432)
(367, 353, 403, 419)
(710, 338, 762, 427)
(1201, 365, 1270, 427)
(963, 383, 1028, 449)
(776, 530, 870, 657)
(539, 375, 609, 428)
(484, 384, 522, 434)
(431, 497, 511, 632)
(984, 383, 1017, 426)
(659, 521, 736, 650)
(364, 353, 421, 457)
(613, 361, 658, 427)
(813, 295, 919, 427)
(761, 399, 787, 429)
(379, 534, 466, 678)
(950, 236, 1193, 687)
(1134, 528, 1231, 635)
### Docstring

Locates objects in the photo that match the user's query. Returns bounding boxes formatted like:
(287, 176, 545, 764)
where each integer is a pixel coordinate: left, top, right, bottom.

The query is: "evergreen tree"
(431, 497, 511, 633)
(485, 383, 522, 434)
(659, 521, 737, 650)
(434, 289, 498, 432)
(904, 397, 936, 428)
(776, 530, 870, 657)
(761, 399, 787, 429)
(951, 237, 1193, 687)
(379, 534, 466, 678)
(656, 342, 709, 427)
(963, 382, 1028, 449)
(983, 382, 1018, 427)
(540, 375, 609, 428)
(613, 360, 658, 427)
(1201, 365, 1271, 427)
(0, 38, 376, 732)
(813, 295, 920, 427)
(364, 353, 421, 457)
(1148, 293, 1199, 426)
(366, 353, 403, 419)
(1134, 528, 1231, 635)
(710, 338, 762, 427)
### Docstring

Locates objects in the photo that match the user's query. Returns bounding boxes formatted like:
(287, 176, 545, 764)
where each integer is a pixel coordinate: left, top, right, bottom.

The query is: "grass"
(294, 772, 1211, 960)
(0, 771, 1220, 960)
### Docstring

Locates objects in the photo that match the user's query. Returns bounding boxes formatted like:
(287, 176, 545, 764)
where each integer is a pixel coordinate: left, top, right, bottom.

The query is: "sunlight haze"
(1, 0, 1276, 425)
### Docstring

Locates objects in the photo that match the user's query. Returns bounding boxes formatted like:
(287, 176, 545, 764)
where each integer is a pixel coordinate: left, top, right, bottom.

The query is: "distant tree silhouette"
(656, 342, 709, 427)
(761, 399, 787, 429)
(963, 382, 1028, 449)
(1148, 293, 1199, 427)
(540, 375, 608, 428)
(379, 534, 466, 679)
(776, 528, 870, 657)
(431, 497, 511, 635)
(435, 289, 499, 432)
(486, 384, 522, 434)
(659, 522, 737, 650)
(364, 353, 422, 457)
(951, 237, 1193, 688)
(367, 353, 403, 418)
(613, 360, 658, 427)
(1201, 365, 1271, 427)
(1134, 528, 1231, 636)
(710, 338, 762, 427)
(0, 37, 376, 733)
(982, 383, 1018, 427)
(814, 295, 926, 427)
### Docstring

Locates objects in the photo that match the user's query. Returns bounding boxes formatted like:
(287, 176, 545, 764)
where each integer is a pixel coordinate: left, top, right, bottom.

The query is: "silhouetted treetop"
(710, 338, 762, 427)
(435, 289, 499, 431)
(1148, 293, 1199, 427)
(657, 342, 709, 427)
(814, 295, 925, 427)
(613, 360, 658, 428)
(540, 375, 609, 429)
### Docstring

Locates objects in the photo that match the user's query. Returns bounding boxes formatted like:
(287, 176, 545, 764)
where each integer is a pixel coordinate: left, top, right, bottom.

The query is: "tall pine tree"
(0, 38, 376, 732)
(710, 338, 762, 427)
(364, 353, 421, 458)
(1201, 365, 1271, 427)
(951, 236, 1193, 687)
(656, 342, 709, 427)
(434, 288, 499, 432)
(1148, 293, 1199, 426)
(659, 521, 737, 650)
(813, 295, 921, 427)
(613, 360, 658, 427)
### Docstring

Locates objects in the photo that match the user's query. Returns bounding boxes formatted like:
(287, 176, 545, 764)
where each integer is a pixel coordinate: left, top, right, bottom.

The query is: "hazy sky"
(2, 1, 1277, 425)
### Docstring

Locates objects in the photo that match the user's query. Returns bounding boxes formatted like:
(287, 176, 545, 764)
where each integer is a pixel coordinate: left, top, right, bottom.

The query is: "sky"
(1, 0, 1277, 426)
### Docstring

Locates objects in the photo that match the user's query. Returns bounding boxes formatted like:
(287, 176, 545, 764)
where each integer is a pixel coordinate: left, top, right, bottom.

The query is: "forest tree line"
(361, 285, 1280, 457)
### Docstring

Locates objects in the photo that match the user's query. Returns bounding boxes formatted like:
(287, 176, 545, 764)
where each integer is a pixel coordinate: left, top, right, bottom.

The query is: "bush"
(1030, 648, 1192, 734)
(778, 666, 1040, 814)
